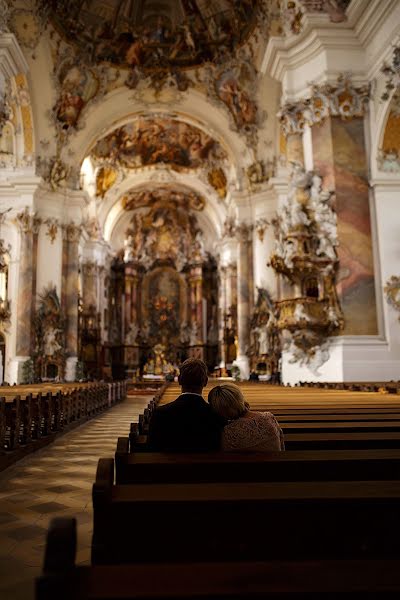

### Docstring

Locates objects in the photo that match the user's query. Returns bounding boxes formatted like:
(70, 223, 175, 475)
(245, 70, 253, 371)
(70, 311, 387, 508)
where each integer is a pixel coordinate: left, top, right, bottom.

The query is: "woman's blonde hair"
(208, 382, 249, 420)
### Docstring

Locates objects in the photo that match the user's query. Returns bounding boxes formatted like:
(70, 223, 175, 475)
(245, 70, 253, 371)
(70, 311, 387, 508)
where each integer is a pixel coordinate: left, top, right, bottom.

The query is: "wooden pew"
(92, 457, 400, 564)
(37, 518, 400, 600)
(115, 439, 400, 484)
(0, 381, 126, 472)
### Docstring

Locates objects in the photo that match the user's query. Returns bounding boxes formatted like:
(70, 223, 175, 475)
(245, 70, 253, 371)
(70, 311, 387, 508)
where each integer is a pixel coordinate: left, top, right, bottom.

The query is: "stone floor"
(0, 395, 151, 600)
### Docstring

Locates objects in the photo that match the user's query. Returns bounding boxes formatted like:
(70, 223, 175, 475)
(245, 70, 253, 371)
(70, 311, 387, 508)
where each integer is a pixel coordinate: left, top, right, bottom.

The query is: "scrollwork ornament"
(381, 45, 400, 102)
(384, 276, 400, 320)
(0, 0, 11, 33)
(279, 74, 370, 136)
(44, 218, 59, 244)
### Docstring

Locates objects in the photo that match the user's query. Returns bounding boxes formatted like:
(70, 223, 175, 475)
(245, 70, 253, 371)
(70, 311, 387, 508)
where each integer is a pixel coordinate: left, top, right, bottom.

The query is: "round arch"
(102, 169, 227, 247)
(65, 86, 254, 181)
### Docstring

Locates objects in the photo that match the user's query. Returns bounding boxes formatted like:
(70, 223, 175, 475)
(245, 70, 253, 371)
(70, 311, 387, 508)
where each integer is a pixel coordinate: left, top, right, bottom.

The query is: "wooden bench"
(92, 457, 400, 564)
(0, 381, 127, 472)
(37, 518, 400, 599)
(115, 439, 400, 484)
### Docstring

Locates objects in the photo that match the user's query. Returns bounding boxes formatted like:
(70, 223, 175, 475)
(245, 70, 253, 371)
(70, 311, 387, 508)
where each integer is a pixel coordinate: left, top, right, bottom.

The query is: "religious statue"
(44, 328, 62, 356)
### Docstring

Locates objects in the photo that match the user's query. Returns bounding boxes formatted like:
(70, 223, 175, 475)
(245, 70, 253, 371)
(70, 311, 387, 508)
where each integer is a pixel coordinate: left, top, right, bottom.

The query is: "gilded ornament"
(384, 276, 400, 320)
(207, 168, 227, 199)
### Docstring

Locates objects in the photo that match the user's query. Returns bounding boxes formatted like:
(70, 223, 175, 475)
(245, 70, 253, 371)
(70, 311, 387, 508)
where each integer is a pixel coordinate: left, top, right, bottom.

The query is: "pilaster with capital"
(236, 223, 254, 365)
(188, 263, 203, 344)
(15, 209, 40, 356)
(62, 222, 82, 357)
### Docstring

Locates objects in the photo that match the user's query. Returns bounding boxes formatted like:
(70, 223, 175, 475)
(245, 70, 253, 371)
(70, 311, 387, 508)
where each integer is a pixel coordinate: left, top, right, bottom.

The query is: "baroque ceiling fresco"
(91, 116, 227, 171)
(42, 0, 260, 71)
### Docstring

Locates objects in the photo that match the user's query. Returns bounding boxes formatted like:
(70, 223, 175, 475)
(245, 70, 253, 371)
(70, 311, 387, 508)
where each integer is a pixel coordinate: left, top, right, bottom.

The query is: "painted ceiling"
(90, 116, 227, 170)
(42, 0, 260, 71)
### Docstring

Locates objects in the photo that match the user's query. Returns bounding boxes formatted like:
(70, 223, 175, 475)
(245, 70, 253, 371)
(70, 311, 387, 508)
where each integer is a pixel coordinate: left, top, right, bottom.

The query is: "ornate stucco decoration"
(203, 53, 264, 144)
(0, 0, 11, 33)
(62, 222, 82, 244)
(15, 208, 41, 234)
(384, 276, 400, 321)
(82, 217, 103, 242)
(270, 163, 343, 370)
(44, 218, 59, 244)
(280, 0, 349, 37)
(381, 45, 400, 102)
(255, 218, 270, 242)
(36, 156, 71, 191)
(222, 217, 238, 240)
(0, 80, 11, 138)
(378, 48, 400, 172)
(279, 74, 370, 136)
(247, 159, 275, 190)
(50, 46, 108, 139)
(207, 168, 227, 200)
(122, 187, 205, 271)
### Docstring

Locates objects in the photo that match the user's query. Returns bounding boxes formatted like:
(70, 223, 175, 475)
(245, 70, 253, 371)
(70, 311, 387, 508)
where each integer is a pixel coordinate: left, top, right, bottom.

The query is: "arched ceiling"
(89, 115, 228, 171)
(45, 0, 261, 71)
(108, 181, 222, 255)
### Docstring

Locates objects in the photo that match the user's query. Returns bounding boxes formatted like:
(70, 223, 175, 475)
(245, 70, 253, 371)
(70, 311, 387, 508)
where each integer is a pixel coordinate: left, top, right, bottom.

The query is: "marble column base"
(65, 356, 78, 382)
(232, 354, 250, 381)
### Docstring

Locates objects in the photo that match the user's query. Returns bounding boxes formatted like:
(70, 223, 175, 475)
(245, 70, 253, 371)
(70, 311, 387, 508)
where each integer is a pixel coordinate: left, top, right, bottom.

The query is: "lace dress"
(221, 411, 285, 452)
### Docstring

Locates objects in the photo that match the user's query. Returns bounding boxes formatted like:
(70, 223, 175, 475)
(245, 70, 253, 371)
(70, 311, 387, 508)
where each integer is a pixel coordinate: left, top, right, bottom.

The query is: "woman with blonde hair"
(208, 382, 284, 452)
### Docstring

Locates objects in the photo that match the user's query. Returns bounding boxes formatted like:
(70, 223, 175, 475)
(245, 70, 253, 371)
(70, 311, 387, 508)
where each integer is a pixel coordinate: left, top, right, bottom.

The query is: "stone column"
(218, 265, 227, 368)
(15, 209, 40, 358)
(124, 270, 133, 337)
(62, 222, 81, 380)
(81, 261, 98, 310)
(235, 223, 253, 379)
(189, 263, 203, 343)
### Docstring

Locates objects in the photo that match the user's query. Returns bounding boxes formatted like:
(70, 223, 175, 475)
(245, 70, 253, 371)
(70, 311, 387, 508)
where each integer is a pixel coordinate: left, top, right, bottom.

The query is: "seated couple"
(148, 358, 285, 452)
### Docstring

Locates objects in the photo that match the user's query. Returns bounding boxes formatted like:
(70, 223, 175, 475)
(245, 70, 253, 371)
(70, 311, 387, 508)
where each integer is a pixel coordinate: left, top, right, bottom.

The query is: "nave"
(0, 394, 150, 600)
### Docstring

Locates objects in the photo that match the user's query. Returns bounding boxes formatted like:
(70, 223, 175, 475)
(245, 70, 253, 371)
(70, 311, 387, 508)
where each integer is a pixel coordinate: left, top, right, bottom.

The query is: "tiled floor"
(0, 395, 151, 600)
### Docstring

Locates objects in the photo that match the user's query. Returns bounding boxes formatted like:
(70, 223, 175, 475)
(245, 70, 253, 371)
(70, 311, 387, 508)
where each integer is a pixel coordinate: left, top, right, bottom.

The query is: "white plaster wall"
(36, 226, 62, 298)
(253, 190, 278, 300)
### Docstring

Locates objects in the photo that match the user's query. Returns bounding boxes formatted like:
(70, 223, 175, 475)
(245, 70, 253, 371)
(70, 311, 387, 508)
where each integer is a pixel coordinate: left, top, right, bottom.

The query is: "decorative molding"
(384, 276, 400, 320)
(62, 222, 82, 244)
(279, 73, 370, 135)
(380, 44, 400, 102)
(15, 207, 41, 234)
(255, 218, 270, 242)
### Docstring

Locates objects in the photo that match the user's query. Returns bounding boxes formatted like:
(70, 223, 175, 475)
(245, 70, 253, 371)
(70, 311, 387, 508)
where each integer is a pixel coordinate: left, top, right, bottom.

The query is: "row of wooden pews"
(36, 379, 400, 598)
(154, 382, 400, 450)
(0, 380, 127, 472)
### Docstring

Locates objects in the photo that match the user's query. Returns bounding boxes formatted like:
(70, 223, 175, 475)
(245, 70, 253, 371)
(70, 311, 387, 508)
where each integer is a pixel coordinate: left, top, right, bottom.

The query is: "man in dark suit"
(148, 358, 225, 451)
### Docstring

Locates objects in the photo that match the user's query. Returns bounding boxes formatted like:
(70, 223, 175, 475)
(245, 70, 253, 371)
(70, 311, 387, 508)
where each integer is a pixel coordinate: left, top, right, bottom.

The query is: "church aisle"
(0, 394, 151, 600)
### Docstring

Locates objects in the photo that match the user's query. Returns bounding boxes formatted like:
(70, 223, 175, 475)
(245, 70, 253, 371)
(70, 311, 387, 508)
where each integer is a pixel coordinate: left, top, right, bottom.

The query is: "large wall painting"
(91, 117, 227, 171)
(312, 117, 378, 336)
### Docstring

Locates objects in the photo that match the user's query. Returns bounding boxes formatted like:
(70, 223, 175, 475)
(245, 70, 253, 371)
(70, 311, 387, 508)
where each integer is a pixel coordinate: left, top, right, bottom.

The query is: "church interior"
(1, 0, 400, 598)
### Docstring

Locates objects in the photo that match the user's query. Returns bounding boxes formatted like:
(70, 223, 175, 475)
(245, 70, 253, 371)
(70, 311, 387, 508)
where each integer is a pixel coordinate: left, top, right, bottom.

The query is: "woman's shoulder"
(222, 410, 283, 451)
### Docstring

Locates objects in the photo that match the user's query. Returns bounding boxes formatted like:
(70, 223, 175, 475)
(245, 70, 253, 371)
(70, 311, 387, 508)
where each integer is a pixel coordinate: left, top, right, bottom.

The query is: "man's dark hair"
(178, 358, 208, 392)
